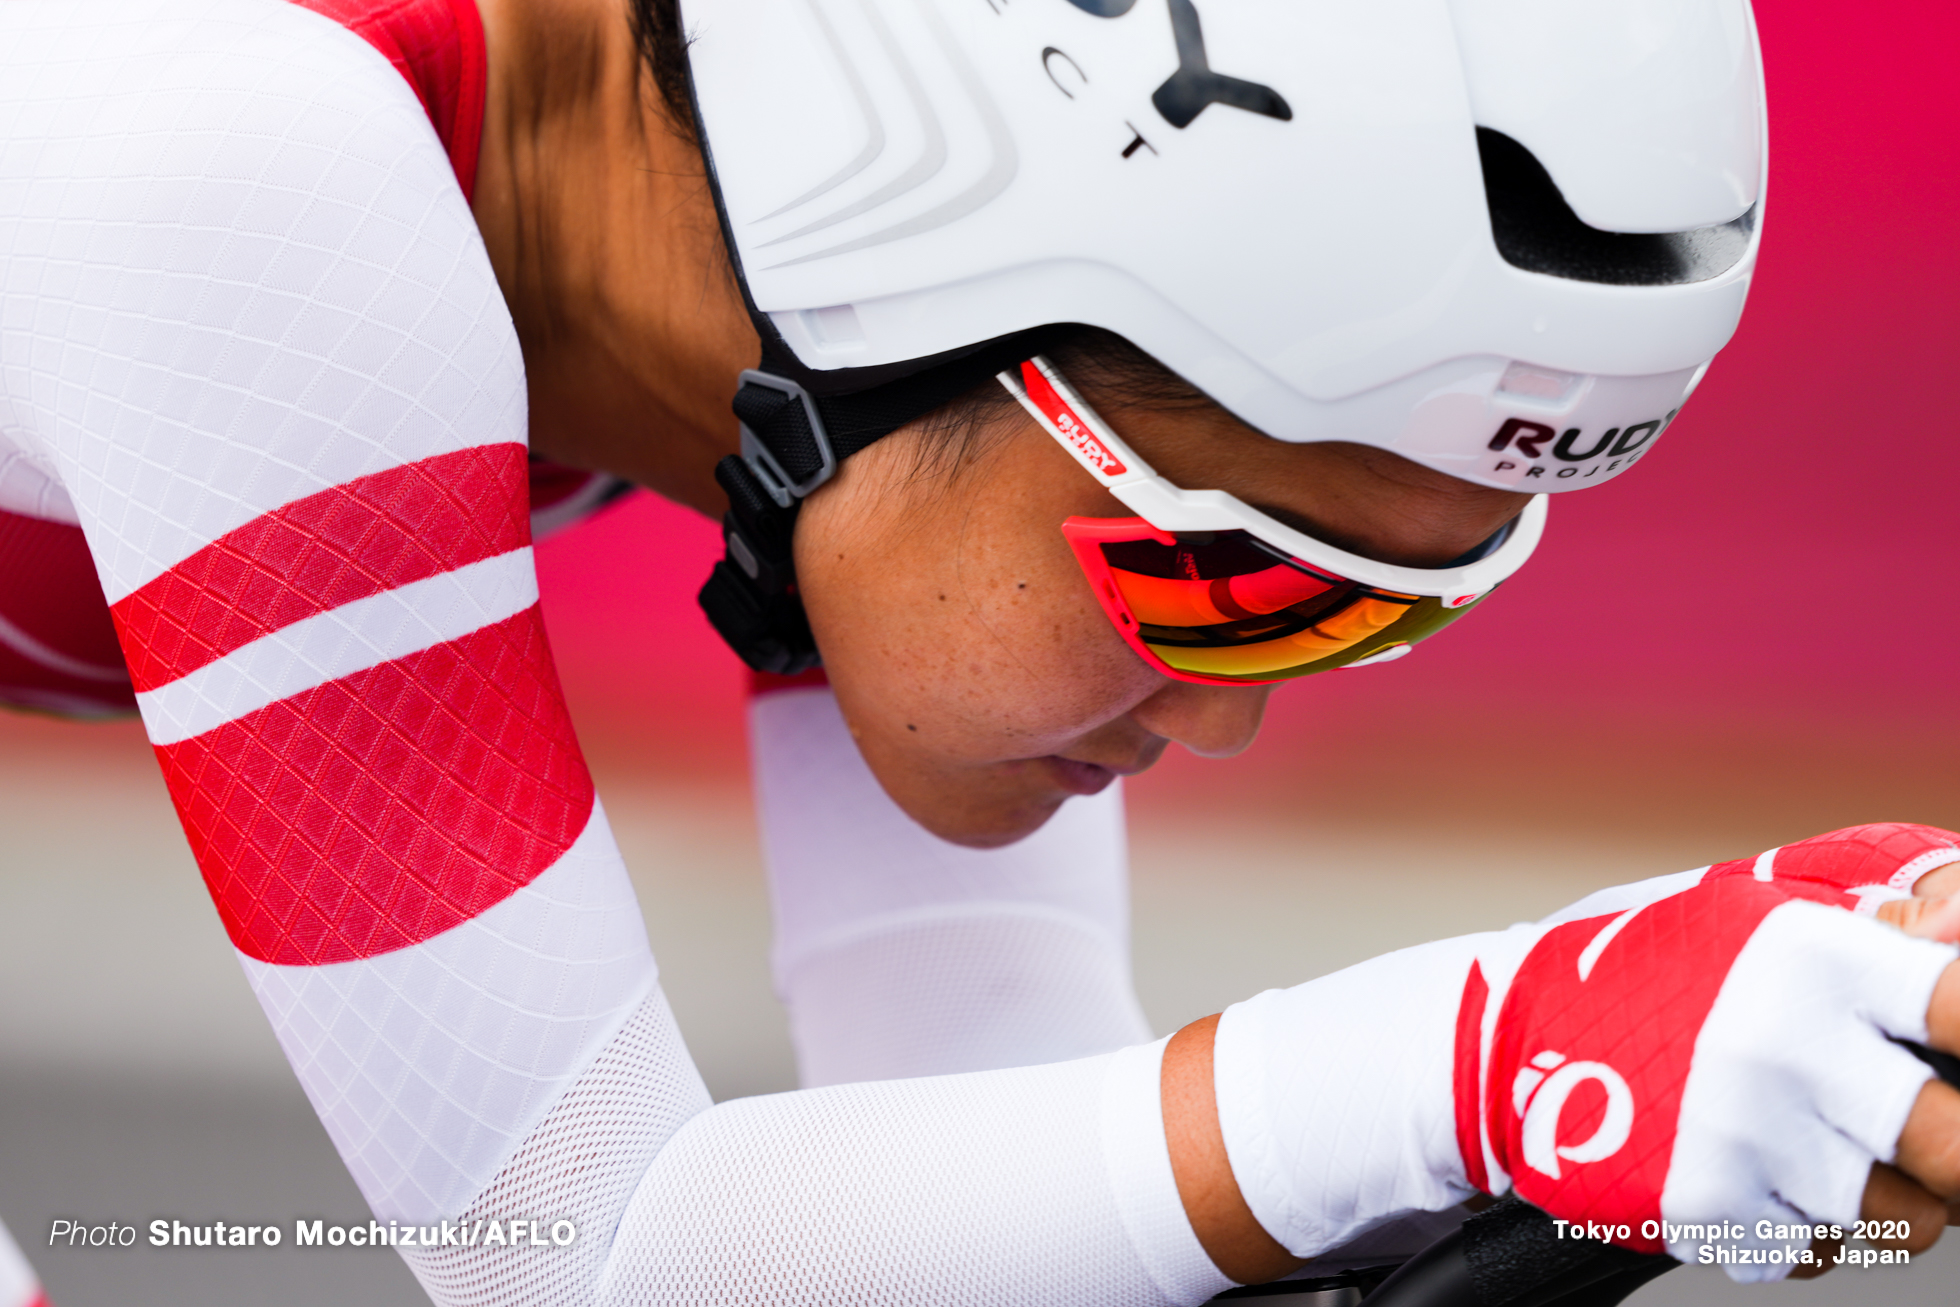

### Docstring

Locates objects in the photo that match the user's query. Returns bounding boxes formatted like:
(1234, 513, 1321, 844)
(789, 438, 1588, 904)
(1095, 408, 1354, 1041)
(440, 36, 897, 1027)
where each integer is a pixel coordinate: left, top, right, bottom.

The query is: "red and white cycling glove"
(1213, 824, 1960, 1282)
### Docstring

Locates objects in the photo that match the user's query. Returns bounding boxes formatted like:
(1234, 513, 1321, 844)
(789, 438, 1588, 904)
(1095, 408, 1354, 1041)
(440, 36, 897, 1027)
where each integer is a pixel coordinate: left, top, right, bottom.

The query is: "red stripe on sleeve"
(111, 444, 529, 693)
(154, 605, 593, 965)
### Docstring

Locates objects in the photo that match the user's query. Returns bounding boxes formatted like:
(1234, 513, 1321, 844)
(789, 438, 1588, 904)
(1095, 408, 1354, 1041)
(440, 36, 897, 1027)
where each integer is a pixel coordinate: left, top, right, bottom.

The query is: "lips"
(1042, 756, 1120, 796)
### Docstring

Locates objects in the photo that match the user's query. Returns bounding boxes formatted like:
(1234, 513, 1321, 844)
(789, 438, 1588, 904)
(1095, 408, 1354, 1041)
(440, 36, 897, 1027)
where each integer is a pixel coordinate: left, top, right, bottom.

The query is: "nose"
(1128, 681, 1274, 760)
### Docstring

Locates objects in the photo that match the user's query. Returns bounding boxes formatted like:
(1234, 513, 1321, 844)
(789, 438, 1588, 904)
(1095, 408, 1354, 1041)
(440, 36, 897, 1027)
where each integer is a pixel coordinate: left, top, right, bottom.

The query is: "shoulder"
(0, 0, 505, 383)
(0, 0, 459, 214)
(0, 0, 524, 603)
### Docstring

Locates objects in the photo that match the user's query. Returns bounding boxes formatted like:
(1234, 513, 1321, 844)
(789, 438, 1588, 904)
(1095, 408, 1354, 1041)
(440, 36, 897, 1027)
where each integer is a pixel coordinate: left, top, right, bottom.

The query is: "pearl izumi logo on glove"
(1512, 1052, 1635, 1180)
(1454, 861, 1957, 1260)
(1456, 879, 1785, 1248)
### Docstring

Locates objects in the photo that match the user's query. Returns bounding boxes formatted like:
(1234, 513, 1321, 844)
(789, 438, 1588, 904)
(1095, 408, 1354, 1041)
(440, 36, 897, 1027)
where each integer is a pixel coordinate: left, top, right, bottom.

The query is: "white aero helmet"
(685, 0, 1764, 493)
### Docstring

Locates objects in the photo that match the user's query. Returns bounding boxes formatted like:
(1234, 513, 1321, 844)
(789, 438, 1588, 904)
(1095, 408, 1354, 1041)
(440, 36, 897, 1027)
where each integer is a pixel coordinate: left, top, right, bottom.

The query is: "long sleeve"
(0, 4, 1226, 1303)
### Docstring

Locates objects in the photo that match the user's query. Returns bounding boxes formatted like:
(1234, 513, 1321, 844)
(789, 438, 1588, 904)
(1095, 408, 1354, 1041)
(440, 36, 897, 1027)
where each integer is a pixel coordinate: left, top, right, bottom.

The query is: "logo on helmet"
(1486, 412, 1676, 482)
(1062, 0, 1290, 131)
(1513, 1051, 1635, 1181)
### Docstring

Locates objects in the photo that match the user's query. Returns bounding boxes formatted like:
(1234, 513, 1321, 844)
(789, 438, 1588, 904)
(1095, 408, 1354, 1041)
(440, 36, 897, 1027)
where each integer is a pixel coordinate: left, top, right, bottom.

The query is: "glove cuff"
(1213, 932, 1508, 1259)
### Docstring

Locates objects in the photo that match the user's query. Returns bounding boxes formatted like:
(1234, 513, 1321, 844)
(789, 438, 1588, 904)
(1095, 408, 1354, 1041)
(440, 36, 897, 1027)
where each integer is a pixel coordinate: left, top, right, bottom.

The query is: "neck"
(473, 0, 758, 516)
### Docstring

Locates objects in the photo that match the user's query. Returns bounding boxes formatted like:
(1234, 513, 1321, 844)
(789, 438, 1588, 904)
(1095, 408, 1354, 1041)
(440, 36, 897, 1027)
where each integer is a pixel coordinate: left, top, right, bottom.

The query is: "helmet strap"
(698, 331, 1054, 673)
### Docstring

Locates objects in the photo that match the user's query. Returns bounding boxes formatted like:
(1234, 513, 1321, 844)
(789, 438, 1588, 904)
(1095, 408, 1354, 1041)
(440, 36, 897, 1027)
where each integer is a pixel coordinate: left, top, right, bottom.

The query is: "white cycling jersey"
(0, 3, 1229, 1302)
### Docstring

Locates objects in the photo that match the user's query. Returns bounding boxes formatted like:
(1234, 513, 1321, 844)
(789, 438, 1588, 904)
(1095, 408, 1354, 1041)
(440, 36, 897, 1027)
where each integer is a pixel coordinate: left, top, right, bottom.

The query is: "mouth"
(1041, 756, 1119, 796)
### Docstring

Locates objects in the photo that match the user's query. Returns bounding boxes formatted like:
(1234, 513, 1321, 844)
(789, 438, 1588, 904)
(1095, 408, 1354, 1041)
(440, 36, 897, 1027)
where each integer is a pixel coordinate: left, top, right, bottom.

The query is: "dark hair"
(624, 4, 1210, 477)
(628, 0, 697, 144)
(910, 328, 1213, 484)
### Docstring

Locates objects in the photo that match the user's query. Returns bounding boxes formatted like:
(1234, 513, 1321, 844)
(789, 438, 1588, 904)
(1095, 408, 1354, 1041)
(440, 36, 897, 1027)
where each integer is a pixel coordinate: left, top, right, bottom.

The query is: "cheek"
(935, 546, 1156, 753)
(799, 491, 1158, 765)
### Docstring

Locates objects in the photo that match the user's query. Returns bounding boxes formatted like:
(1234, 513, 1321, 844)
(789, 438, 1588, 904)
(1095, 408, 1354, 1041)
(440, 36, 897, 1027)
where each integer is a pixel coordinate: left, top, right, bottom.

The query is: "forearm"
(1164, 933, 1497, 1283)
(586, 1043, 1217, 1306)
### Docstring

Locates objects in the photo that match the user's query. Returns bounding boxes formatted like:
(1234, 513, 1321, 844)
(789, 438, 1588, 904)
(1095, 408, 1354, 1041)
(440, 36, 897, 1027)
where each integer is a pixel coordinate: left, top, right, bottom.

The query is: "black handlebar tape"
(1357, 1199, 1668, 1307)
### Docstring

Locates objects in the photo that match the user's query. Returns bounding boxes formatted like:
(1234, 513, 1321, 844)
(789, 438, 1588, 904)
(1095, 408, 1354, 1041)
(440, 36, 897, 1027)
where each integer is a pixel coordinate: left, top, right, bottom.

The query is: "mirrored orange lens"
(1114, 563, 1341, 627)
(1135, 592, 1416, 679)
(1087, 530, 1481, 682)
(1062, 518, 1490, 685)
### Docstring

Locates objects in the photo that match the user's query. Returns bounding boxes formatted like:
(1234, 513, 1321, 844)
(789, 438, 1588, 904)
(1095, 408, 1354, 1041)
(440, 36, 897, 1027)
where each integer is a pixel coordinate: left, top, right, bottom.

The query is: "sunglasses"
(997, 356, 1547, 686)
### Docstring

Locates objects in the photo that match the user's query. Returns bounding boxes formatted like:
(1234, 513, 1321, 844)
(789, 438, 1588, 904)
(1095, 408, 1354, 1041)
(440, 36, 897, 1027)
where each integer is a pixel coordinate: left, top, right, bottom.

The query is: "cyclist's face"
(796, 392, 1530, 848)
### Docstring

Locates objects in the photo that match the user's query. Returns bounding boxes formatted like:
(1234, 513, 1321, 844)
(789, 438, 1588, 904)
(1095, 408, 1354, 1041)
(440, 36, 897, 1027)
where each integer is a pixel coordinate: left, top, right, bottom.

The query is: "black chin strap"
(697, 335, 1049, 674)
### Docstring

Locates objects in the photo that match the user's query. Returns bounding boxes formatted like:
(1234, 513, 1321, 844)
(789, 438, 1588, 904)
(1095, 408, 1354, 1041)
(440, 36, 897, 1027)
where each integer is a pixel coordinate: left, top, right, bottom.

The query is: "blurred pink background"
(536, 0, 1960, 846)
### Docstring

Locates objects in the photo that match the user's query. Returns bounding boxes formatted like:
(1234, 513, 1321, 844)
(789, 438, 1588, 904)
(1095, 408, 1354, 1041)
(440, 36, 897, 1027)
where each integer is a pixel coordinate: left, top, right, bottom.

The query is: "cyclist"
(2, 0, 1956, 1304)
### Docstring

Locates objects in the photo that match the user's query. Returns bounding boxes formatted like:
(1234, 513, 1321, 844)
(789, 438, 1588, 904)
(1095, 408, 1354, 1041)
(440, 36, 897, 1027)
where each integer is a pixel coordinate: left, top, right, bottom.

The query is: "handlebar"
(1208, 1039, 1960, 1307)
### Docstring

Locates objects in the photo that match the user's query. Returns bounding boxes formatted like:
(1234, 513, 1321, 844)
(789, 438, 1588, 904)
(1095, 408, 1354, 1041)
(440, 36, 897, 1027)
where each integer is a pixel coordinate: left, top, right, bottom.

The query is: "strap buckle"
(736, 369, 837, 509)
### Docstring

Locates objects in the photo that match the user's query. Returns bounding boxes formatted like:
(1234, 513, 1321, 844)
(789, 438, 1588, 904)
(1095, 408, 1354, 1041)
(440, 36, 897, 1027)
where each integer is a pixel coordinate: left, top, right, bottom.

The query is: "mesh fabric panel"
(401, 987, 712, 1305)
(405, 1000, 1186, 1307)
(607, 1056, 1173, 1306)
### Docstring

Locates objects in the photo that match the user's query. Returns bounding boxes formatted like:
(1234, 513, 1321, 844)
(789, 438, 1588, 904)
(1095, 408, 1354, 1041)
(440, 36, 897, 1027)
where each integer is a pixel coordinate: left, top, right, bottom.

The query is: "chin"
(906, 791, 1068, 850)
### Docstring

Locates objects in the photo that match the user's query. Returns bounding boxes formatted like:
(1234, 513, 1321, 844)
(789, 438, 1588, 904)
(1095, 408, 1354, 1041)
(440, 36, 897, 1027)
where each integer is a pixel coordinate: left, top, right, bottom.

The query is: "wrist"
(1163, 1014, 1305, 1285)
(1207, 933, 1510, 1264)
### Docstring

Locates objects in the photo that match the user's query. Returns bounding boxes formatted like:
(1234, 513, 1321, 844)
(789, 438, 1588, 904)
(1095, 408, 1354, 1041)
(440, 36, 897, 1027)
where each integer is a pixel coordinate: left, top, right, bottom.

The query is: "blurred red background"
(537, 0, 1960, 846)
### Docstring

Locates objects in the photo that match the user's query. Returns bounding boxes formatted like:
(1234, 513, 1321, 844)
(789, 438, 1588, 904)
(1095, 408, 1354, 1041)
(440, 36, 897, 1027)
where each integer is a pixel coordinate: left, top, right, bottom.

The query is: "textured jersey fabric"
(0, 0, 622, 721)
(287, 0, 487, 200)
(0, 4, 1224, 1301)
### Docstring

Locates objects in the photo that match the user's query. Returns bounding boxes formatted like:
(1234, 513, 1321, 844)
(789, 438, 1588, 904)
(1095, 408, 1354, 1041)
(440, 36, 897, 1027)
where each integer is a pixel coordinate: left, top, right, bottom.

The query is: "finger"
(1878, 897, 1919, 932)
(1862, 1161, 1947, 1255)
(1883, 895, 1960, 943)
(1929, 961, 1960, 1055)
(1788, 1235, 1839, 1279)
(1896, 1079, 1960, 1201)
(1917, 865, 1960, 900)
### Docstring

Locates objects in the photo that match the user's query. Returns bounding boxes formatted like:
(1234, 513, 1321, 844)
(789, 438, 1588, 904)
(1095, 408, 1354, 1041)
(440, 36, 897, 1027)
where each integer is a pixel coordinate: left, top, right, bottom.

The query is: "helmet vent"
(1477, 128, 1755, 287)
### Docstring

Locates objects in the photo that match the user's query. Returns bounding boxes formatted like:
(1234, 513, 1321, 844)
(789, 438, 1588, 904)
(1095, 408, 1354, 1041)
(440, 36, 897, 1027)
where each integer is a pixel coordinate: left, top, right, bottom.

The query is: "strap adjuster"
(736, 369, 837, 509)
